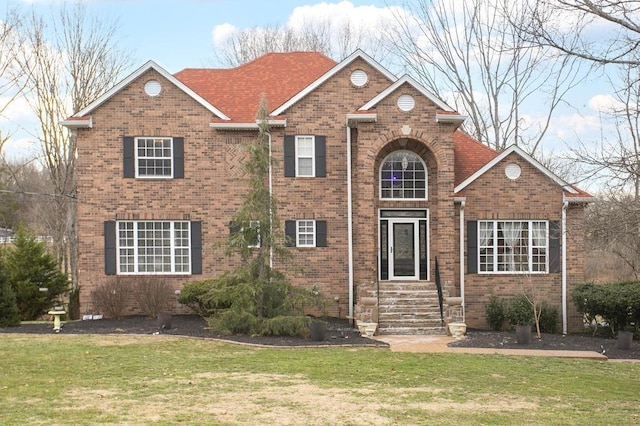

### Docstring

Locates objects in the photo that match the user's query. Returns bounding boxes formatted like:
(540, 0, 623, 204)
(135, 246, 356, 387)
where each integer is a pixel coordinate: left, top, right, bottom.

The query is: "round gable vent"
(144, 80, 162, 97)
(505, 163, 522, 180)
(397, 94, 415, 112)
(350, 69, 368, 87)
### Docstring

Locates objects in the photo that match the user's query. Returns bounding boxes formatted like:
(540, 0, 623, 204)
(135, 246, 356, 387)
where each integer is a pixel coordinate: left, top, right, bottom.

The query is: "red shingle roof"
(174, 52, 337, 122)
(453, 130, 498, 186)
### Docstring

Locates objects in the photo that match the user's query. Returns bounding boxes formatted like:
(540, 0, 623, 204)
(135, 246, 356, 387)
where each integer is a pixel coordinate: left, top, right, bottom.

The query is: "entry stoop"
(376, 282, 447, 335)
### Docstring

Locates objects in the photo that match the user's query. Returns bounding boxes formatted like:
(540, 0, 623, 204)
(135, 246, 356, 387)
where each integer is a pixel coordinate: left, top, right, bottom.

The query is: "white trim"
(436, 113, 467, 124)
(562, 201, 568, 334)
(564, 196, 594, 203)
(346, 121, 355, 320)
(60, 117, 92, 128)
(271, 49, 397, 117)
(295, 135, 315, 177)
(359, 75, 455, 112)
(134, 136, 174, 179)
(454, 145, 579, 194)
(379, 150, 428, 201)
(73, 60, 230, 120)
(346, 113, 377, 124)
(296, 219, 316, 247)
(455, 197, 466, 322)
(210, 119, 286, 130)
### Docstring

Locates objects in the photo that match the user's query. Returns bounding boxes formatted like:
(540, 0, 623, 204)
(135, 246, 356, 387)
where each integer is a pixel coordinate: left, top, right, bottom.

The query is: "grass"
(0, 334, 639, 425)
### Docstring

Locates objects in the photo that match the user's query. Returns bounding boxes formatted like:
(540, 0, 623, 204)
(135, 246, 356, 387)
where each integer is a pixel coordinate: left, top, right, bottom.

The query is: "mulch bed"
(0, 315, 388, 348)
(449, 329, 640, 360)
(2, 316, 638, 359)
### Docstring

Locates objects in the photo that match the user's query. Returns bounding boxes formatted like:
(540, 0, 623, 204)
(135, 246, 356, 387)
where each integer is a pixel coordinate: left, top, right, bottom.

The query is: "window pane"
(379, 151, 427, 199)
(136, 137, 173, 177)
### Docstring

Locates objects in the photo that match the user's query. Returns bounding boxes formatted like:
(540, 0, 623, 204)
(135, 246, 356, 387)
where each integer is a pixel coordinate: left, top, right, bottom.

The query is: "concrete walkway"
(374, 335, 609, 360)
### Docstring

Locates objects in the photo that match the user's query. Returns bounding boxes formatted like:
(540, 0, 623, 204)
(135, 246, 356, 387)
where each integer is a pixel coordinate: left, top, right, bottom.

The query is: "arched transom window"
(380, 151, 427, 200)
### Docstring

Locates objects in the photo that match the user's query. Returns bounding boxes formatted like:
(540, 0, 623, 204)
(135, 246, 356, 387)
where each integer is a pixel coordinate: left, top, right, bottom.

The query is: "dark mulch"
(0, 315, 388, 348)
(448, 329, 640, 360)
(3, 316, 638, 359)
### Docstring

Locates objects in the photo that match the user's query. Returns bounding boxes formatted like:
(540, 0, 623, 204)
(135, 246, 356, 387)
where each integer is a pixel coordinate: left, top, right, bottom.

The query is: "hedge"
(572, 282, 640, 334)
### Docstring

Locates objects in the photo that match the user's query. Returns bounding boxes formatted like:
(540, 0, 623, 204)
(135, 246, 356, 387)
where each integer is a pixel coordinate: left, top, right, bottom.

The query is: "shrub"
(485, 294, 507, 331)
(507, 294, 534, 327)
(261, 315, 312, 337)
(573, 281, 640, 334)
(3, 230, 69, 320)
(539, 302, 559, 334)
(132, 277, 172, 318)
(90, 278, 131, 319)
(0, 270, 20, 327)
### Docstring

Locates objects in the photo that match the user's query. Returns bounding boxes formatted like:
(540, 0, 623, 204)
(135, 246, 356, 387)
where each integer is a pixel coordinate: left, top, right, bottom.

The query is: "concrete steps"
(375, 282, 447, 335)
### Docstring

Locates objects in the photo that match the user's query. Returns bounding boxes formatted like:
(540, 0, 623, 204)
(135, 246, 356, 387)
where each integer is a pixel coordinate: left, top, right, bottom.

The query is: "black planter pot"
(618, 330, 633, 350)
(516, 325, 531, 345)
(309, 321, 326, 341)
(157, 312, 173, 330)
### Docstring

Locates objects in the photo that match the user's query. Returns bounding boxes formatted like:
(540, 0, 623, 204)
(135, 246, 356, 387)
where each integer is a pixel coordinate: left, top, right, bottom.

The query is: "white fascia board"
(210, 119, 287, 130)
(454, 145, 579, 194)
(346, 113, 377, 124)
(60, 117, 92, 128)
(73, 60, 230, 120)
(563, 195, 594, 203)
(454, 196, 466, 203)
(436, 113, 467, 124)
(270, 49, 397, 117)
(359, 75, 455, 112)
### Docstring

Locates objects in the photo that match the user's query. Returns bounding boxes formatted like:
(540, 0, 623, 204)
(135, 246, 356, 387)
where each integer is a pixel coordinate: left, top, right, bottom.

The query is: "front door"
(390, 220, 419, 279)
(380, 210, 429, 281)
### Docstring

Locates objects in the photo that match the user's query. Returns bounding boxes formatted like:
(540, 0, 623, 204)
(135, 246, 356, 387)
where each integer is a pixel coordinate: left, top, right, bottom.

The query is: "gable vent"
(350, 69, 368, 87)
(144, 80, 162, 97)
(397, 94, 415, 112)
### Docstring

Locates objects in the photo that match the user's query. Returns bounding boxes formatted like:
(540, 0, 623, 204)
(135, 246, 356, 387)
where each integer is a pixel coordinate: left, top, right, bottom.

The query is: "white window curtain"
(479, 223, 493, 247)
(532, 222, 546, 247)
(500, 222, 523, 271)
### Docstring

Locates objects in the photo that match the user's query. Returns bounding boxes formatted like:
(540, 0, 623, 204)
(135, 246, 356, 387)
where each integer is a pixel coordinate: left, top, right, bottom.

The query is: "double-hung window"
(117, 221, 191, 274)
(478, 220, 548, 273)
(295, 136, 315, 177)
(285, 219, 327, 247)
(136, 137, 173, 178)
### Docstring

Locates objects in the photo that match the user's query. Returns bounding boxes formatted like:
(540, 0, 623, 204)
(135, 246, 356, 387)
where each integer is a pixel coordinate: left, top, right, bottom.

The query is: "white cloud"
(286, 1, 394, 31)
(0, 95, 36, 123)
(551, 113, 602, 140)
(3, 135, 39, 160)
(212, 23, 237, 48)
(588, 94, 625, 113)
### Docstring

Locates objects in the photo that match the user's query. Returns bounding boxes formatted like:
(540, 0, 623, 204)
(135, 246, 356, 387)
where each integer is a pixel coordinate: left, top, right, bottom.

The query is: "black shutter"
(284, 135, 295, 177)
(173, 137, 184, 179)
(229, 221, 241, 235)
(191, 221, 202, 275)
(285, 220, 296, 247)
(315, 136, 326, 177)
(316, 220, 327, 247)
(549, 220, 561, 273)
(419, 220, 427, 280)
(467, 221, 478, 274)
(104, 221, 116, 275)
(123, 137, 135, 178)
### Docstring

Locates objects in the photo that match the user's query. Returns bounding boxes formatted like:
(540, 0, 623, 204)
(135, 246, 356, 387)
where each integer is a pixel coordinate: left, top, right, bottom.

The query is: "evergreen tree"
(4, 230, 69, 320)
(0, 268, 20, 327)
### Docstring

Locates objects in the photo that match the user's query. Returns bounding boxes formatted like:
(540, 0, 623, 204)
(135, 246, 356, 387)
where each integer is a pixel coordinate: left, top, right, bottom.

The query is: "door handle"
(390, 246, 393, 253)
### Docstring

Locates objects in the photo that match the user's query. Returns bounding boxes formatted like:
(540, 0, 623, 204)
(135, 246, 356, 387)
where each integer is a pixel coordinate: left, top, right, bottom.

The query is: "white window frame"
(296, 220, 316, 247)
(117, 220, 191, 275)
(379, 150, 428, 200)
(135, 137, 174, 178)
(295, 135, 315, 177)
(478, 220, 548, 274)
(247, 220, 261, 248)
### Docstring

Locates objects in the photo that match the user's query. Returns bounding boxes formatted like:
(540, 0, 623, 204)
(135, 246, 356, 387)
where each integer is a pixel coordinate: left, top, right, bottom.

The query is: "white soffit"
(72, 60, 230, 120)
(270, 49, 397, 117)
(454, 145, 579, 194)
(359, 75, 455, 112)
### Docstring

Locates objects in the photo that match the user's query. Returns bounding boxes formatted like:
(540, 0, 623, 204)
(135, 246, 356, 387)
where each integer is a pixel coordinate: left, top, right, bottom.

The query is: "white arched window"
(379, 151, 427, 200)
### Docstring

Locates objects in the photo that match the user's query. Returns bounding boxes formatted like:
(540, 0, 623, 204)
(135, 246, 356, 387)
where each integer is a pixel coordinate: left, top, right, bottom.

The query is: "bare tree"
(387, 0, 583, 153)
(13, 3, 131, 308)
(0, 8, 25, 151)
(213, 19, 387, 67)
(521, 0, 640, 67)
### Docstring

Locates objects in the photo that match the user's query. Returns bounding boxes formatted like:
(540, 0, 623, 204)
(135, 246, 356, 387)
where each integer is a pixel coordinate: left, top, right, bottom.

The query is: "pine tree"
(0, 268, 20, 327)
(4, 230, 69, 320)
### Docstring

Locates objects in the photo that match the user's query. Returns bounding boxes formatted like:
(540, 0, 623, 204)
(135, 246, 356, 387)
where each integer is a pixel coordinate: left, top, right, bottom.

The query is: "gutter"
(454, 197, 466, 322)
(346, 120, 355, 321)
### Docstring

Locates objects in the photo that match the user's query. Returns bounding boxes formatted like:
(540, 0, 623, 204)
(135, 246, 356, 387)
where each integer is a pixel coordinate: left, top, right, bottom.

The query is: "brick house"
(62, 50, 592, 333)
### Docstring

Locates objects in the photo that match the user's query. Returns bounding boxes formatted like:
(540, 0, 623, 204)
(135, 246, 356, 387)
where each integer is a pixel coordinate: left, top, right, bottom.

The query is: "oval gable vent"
(350, 69, 368, 87)
(144, 80, 162, 97)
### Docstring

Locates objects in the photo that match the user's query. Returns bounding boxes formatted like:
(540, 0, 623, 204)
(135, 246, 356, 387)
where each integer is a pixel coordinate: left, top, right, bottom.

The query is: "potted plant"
(508, 294, 534, 344)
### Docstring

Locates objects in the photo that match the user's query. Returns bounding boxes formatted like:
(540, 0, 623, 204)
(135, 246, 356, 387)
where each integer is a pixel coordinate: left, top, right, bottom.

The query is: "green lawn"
(1, 334, 638, 425)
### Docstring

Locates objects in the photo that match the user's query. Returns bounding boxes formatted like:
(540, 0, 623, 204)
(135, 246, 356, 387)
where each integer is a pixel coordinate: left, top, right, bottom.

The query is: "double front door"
(380, 210, 428, 281)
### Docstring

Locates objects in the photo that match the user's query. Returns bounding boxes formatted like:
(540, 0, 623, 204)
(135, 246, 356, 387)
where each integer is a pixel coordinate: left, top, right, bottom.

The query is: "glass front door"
(389, 219, 420, 280)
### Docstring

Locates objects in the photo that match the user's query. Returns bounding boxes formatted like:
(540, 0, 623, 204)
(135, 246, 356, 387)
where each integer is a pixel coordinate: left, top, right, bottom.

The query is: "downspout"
(459, 199, 466, 323)
(346, 120, 354, 321)
(268, 132, 273, 270)
(562, 200, 568, 334)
